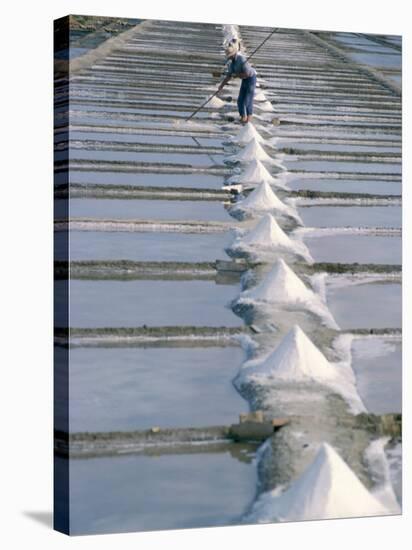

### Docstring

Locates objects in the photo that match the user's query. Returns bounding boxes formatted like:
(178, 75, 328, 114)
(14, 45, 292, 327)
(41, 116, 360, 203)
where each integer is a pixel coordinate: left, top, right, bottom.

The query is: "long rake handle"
(245, 28, 279, 62)
(186, 89, 222, 121)
(185, 28, 279, 121)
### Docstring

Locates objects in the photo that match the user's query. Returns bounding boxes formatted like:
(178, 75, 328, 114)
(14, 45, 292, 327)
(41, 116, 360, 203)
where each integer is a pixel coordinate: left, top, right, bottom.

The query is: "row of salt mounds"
(236, 259, 339, 329)
(228, 125, 286, 178)
(235, 325, 364, 412)
(229, 214, 313, 263)
(244, 443, 389, 523)
(227, 125, 283, 186)
(231, 181, 299, 220)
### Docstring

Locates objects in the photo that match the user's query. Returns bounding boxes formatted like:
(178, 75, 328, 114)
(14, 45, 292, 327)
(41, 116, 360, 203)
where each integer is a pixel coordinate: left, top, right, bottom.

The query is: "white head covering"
(224, 37, 240, 58)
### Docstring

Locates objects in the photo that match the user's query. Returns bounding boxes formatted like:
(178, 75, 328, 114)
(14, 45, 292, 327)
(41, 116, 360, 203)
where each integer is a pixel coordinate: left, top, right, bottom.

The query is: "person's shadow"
(23, 511, 53, 529)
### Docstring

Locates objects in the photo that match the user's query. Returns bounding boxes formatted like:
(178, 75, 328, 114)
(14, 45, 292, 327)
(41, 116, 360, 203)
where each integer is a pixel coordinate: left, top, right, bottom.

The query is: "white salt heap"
(207, 95, 226, 109)
(230, 214, 312, 261)
(240, 258, 314, 305)
(256, 100, 275, 112)
(234, 214, 293, 249)
(364, 438, 401, 514)
(237, 258, 338, 328)
(243, 325, 336, 382)
(234, 181, 295, 218)
(228, 159, 281, 187)
(246, 443, 389, 523)
(254, 90, 267, 102)
(238, 324, 363, 411)
(230, 138, 278, 165)
(231, 123, 265, 144)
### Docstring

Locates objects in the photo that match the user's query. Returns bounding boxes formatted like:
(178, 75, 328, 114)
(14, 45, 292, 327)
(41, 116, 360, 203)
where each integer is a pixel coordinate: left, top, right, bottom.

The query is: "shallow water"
(63, 279, 242, 328)
(303, 234, 401, 264)
(285, 159, 401, 175)
(68, 110, 210, 126)
(387, 75, 401, 86)
(327, 32, 401, 77)
(341, 44, 396, 54)
(326, 282, 401, 329)
(299, 206, 401, 228)
(69, 131, 225, 148)
(65, 445, 258, 534)
(287, 178, 401, 196)
(279, 141, 401, 154)
(56, 230, 232, 262)
(351, 337, 401, 414)
(346, 52, 401, 70)
(276, 128, 400, 142)
(66, 149, 219, 167)
(69, 171, 225, 189)
(66, 346, 246, 432)
(331, 33, 383, 47)
(383, 36, 401, 47)
(60, 198, 230, 222)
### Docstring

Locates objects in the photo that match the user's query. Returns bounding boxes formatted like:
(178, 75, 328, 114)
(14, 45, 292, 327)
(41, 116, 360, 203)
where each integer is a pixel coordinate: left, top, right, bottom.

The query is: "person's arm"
(217, 74, 231, 92)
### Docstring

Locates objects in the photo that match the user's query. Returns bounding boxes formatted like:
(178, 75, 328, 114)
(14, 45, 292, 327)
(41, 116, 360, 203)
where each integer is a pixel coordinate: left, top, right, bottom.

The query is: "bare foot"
(247, 115, 253, 123)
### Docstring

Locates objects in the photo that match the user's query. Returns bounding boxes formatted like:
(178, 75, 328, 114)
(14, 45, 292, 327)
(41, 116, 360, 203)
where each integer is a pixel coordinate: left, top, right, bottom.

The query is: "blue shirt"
(227, 53, 256, 78)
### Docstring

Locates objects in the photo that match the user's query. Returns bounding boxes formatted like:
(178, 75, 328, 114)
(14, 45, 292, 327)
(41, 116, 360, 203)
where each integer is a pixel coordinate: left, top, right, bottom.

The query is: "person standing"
(218, 38, 257, 123)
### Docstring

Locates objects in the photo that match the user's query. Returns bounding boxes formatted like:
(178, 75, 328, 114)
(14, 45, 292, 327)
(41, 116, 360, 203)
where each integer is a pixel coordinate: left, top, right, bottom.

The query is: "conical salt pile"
(231, 214, 312, 261)
(238, 258, 338, 328)
(242, 258, 314, 304)
(236, 214, 294, 250)
(247, 443, 388, 523)
(229, 159, 277, 185)
(248, 325, 335, 382)
(232, 123, 265, 144)
(232, 137, 274, 164)
(207, 95, 225, 109)
(256, 100, 275, 112)
(236, 181, 292, 216)
(254, 90, 267, 102)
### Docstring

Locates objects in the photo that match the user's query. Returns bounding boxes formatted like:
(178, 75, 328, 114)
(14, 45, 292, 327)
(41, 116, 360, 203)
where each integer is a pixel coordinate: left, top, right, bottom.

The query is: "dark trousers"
(237, 74, 257, 117)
